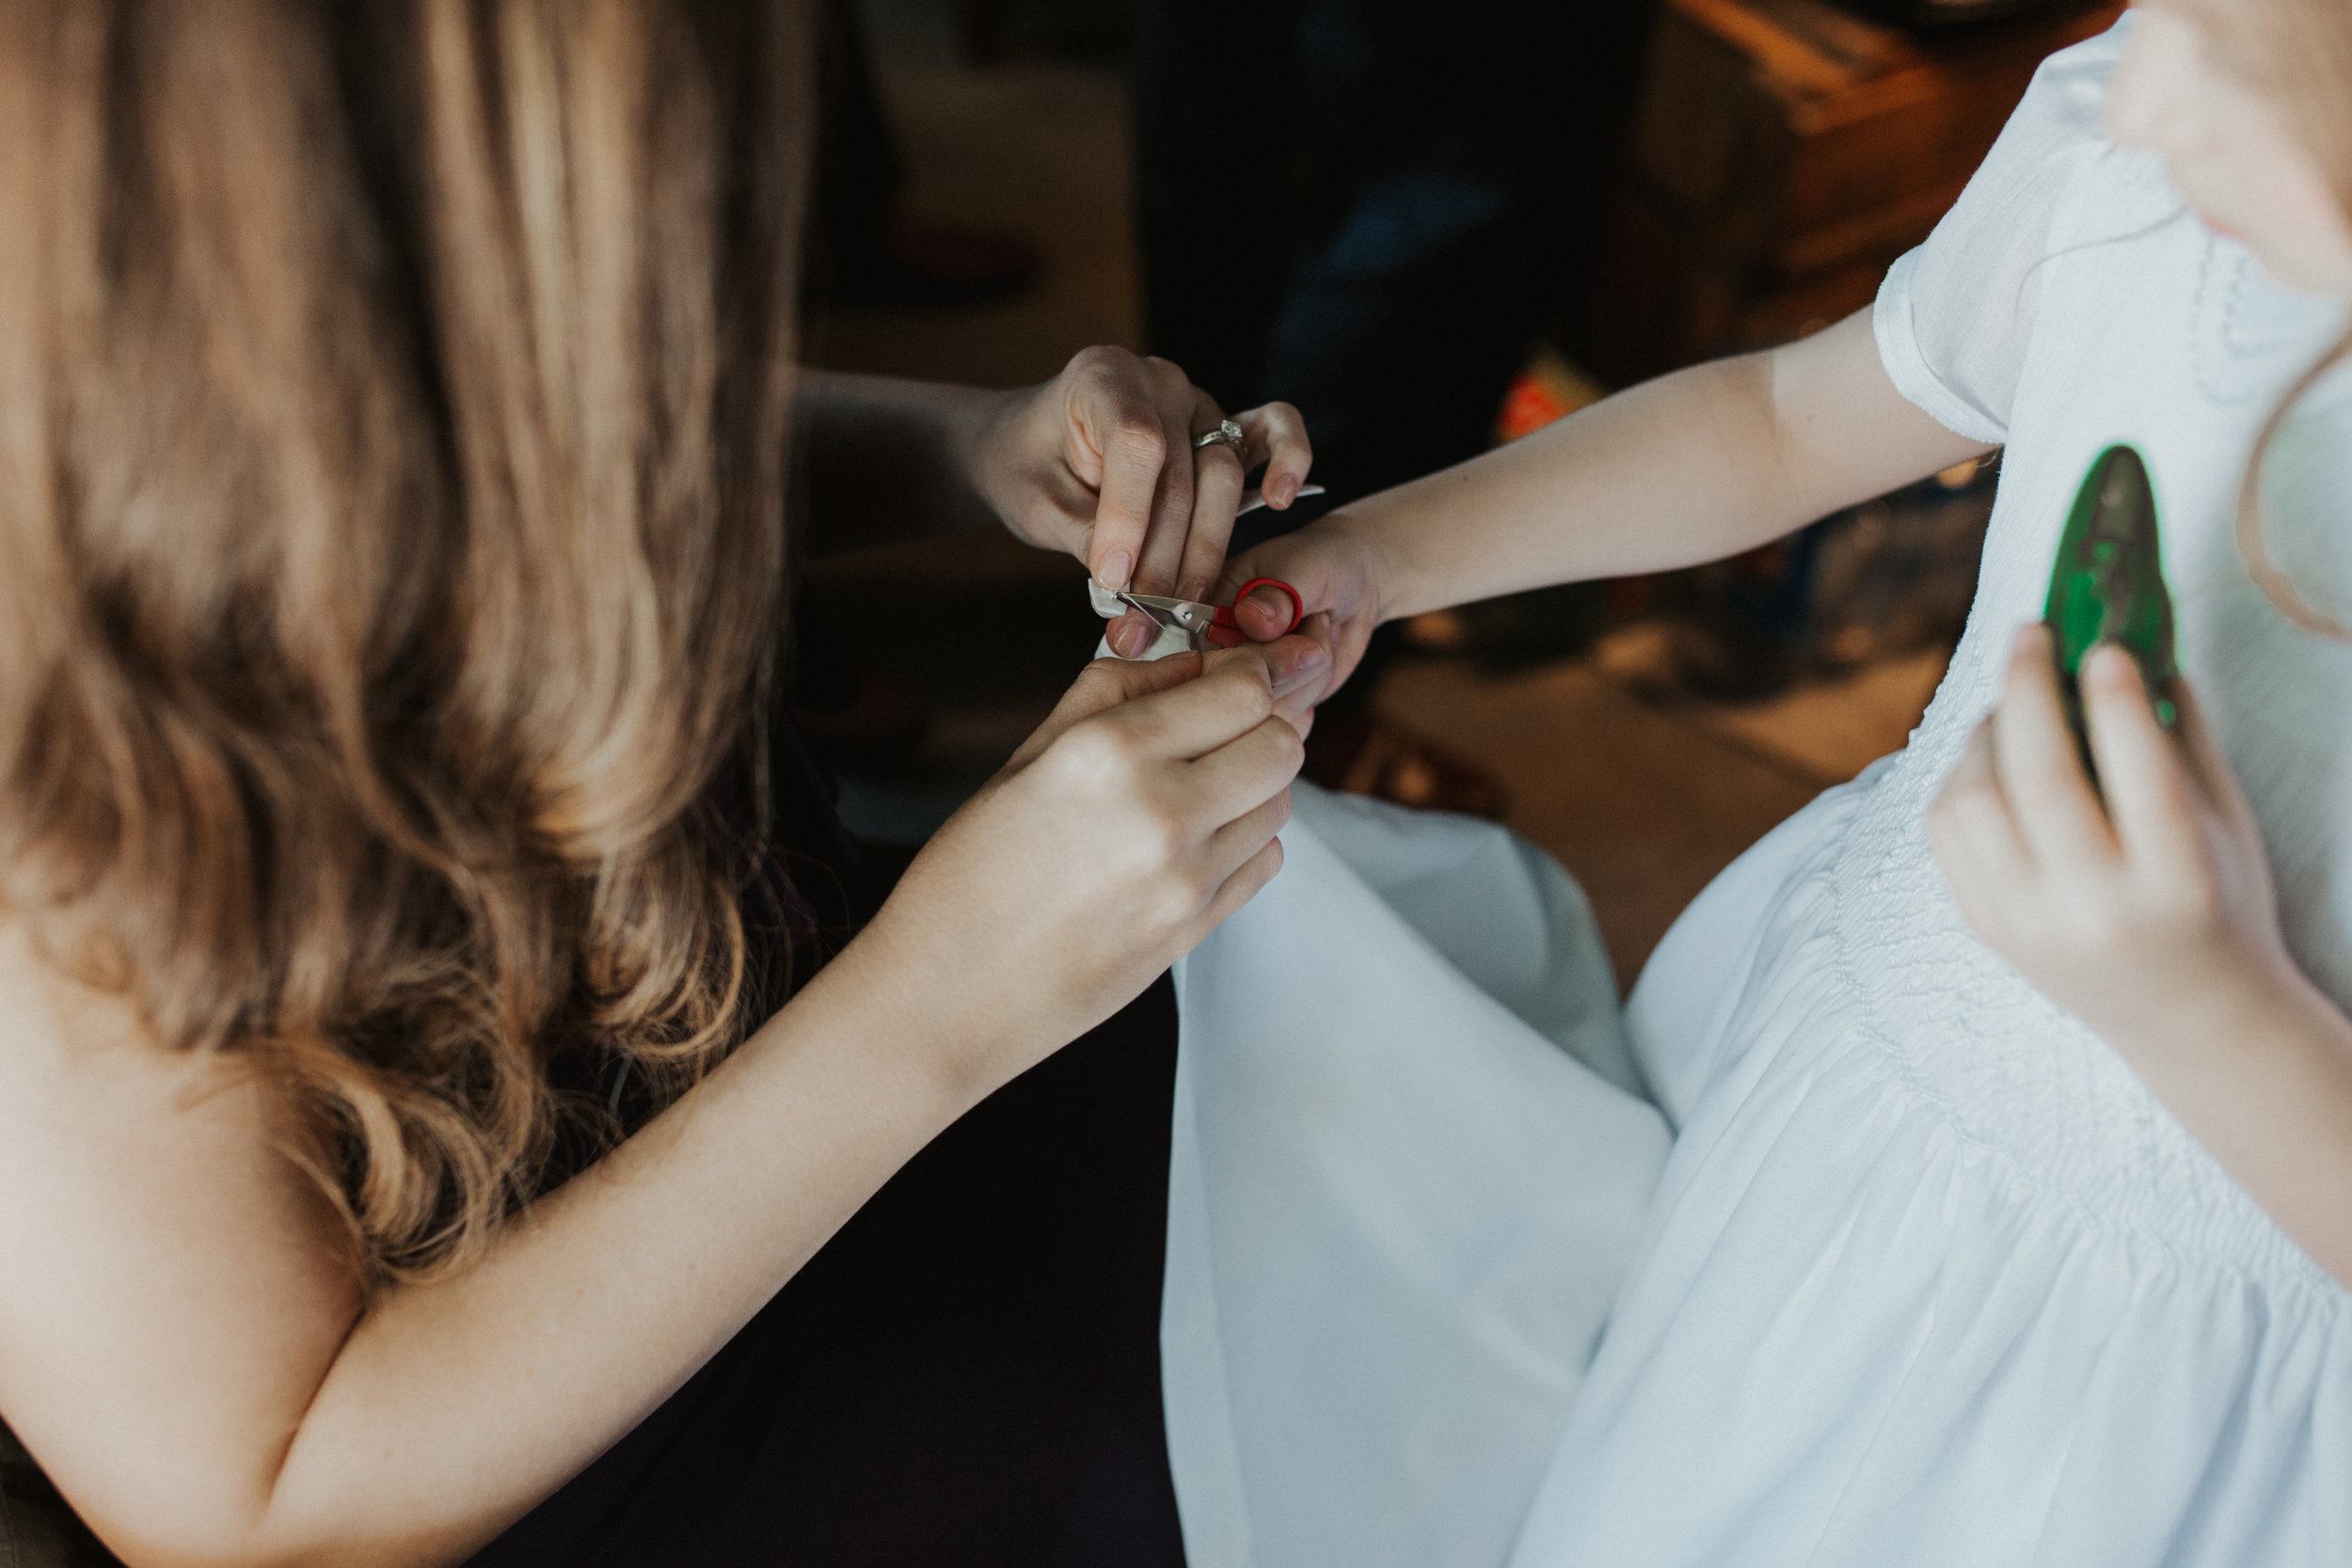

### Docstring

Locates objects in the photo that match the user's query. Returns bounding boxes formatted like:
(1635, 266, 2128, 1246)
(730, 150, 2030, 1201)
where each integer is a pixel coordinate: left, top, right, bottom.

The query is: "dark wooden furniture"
(1576, 0, 2123, 383)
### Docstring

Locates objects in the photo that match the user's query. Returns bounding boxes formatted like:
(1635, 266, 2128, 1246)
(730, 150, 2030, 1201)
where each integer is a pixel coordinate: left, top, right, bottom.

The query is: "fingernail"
(1111, 621, 1147, 658)
(1096, 550, 1133, 592)
(1278, 477, 1298, 507)
(1274, 642, 1327, 694)
(1179, 577, 1213, 604)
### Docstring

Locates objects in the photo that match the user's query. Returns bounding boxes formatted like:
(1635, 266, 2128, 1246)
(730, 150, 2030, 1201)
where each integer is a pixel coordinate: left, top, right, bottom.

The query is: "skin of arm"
(791, 367, 1009, 555)
(1932, 632, 2352, 1285)
(0, 641, 1320, 1568)
(1216, 308, 1994, 705)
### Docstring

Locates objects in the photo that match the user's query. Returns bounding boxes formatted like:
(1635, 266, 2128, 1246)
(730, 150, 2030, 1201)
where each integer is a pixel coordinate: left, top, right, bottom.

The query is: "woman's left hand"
(1930, 625, 2295, 1064)
(962, 346, 1312, 605)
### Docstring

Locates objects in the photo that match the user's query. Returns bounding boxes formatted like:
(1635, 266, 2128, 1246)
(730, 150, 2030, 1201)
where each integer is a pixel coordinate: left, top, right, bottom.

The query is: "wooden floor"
(1375, 648, 1945, 984)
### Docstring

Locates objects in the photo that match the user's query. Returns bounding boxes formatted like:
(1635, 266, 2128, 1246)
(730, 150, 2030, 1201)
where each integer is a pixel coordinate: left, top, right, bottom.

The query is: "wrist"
(948, 386, 1018, 515)
(1340, 510, 1423, 626)
(2101, 944, 2348, 1082)
(830, 847, 1082, 1108)
(790, 910, 1011, 1123)
(970, 382, 1078, 555)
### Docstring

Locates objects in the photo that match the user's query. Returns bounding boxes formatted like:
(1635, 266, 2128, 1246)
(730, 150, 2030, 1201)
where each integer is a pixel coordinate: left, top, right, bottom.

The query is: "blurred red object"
(1495, 369, 1574, 443)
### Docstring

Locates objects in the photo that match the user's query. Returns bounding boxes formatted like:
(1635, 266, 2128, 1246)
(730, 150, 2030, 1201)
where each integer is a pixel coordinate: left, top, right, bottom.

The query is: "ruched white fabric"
(1163, 16, 2352, 1567)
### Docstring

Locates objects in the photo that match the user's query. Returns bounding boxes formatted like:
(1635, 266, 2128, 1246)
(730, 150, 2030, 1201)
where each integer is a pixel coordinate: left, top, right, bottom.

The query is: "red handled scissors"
(1095, 578, 1306, 655)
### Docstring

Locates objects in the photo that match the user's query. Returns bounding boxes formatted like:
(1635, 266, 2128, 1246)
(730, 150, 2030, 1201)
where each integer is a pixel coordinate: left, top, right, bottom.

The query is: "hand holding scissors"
(1089, 577, 1306, 657)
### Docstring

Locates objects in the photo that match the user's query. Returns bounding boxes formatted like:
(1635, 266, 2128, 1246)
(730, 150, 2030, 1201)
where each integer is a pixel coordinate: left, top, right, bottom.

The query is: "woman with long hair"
(0, 1, 1325, 1562)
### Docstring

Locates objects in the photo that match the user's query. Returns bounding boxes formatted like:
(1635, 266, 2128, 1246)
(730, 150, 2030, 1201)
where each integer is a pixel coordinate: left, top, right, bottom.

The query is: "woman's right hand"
(853, 637, 1324, 1091)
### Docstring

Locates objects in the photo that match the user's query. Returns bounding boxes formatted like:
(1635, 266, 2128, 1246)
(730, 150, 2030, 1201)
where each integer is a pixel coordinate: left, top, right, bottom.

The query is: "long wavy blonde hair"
(0, 0, 805, 1285)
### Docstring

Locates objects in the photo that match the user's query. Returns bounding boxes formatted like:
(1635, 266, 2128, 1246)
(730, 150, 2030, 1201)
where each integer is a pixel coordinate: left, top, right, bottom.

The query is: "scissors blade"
(1117, 592, 1216, 652)
(1081, 581, 1218, 657)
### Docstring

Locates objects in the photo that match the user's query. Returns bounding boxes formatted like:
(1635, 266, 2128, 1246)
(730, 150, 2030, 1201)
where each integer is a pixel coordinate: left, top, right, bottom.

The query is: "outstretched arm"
(1219, 309, 1993, 702)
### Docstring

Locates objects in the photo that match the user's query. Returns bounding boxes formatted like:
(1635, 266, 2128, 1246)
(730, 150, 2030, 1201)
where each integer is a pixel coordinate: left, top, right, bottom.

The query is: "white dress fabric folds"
(1163, 784, 1671, 1568)
(1163, 17, 2352, 1567)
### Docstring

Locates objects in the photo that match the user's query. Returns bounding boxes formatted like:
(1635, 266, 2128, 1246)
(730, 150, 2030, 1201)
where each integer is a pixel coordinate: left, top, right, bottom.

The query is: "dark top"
(470, 716, 1190, 1568)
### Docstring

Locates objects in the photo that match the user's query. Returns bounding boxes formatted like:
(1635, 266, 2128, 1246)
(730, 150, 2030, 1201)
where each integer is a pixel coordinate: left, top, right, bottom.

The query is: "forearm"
(793, 370, 1012, 557)
(1337, 311, 1990, 621)
(2119, 965, 2352, 1286)
(254, 935, 1002, 1566)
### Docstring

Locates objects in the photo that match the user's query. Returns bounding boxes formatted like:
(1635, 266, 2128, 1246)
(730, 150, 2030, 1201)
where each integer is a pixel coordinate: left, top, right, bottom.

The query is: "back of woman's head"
(0, 0, 805, 1284)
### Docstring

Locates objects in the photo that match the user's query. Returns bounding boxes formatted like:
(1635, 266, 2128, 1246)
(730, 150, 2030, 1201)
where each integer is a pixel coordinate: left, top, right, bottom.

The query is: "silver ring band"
(1193, 419, 1246, 455)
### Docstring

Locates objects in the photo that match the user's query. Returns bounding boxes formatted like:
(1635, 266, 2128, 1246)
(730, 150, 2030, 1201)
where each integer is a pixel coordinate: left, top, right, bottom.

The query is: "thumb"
(1219, 533, 1343, 633)
(1233, 581, 1302, 641)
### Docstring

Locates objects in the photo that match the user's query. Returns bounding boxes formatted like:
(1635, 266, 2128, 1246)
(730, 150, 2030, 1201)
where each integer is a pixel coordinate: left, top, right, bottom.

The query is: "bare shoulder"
(0, 918, 267, 1195)
(0, 916, 177, 1079)
(0, 918, 362, 1549)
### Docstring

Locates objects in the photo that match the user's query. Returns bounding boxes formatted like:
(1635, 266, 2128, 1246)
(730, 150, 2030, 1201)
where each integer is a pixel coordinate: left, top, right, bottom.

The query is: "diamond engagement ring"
(1193, 419, 1246, 456)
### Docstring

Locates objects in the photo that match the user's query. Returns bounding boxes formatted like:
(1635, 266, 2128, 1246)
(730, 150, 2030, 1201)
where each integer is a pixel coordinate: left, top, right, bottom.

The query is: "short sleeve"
(1872, 17, 2131, 445)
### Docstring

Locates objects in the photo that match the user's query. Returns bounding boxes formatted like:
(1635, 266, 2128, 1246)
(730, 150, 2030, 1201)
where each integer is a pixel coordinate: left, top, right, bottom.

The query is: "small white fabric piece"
(1093, 626, 1195, 661)
(1164, 784, 1669, 1568)
(1086, 578, 1127, 618)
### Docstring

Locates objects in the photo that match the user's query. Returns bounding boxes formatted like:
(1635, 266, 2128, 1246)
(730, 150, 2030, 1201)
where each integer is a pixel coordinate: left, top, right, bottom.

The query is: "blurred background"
(797, 0, 2122, 984)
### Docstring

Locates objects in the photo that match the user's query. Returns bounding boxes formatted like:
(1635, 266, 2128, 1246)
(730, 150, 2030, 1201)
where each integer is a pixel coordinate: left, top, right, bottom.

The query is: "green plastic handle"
(2041, 443, 2181, 781)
